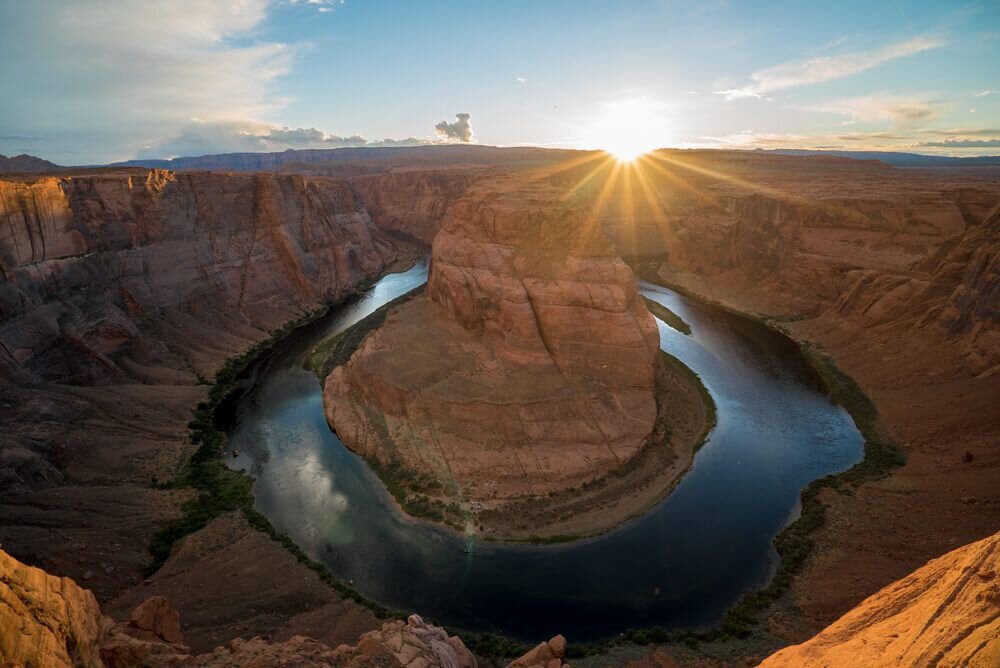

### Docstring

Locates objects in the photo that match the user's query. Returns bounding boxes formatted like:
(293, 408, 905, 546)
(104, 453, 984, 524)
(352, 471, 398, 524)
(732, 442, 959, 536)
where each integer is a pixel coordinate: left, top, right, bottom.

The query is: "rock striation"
(759, 529, 1000, 667)
(324, 176, 670, 530)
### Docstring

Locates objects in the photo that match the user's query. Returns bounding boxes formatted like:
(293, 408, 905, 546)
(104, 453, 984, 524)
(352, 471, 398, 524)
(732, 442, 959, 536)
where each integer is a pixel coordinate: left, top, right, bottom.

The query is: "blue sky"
(1, 0, 997, 163)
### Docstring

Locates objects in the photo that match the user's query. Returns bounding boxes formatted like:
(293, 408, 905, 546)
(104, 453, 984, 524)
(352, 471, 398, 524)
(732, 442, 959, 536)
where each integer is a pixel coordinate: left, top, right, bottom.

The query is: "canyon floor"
(1, 146, 998, 666)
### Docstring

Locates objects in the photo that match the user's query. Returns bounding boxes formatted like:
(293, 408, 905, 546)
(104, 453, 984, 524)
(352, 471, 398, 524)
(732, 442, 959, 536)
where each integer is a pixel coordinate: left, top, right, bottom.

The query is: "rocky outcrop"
(0, 548, 107, 666)
(0, 547, 477, 667)
(190, 615, 476, 668)
(324, 176, 675, 534)
(759, 530, 1000, 667)
(507, 635, 569, 667)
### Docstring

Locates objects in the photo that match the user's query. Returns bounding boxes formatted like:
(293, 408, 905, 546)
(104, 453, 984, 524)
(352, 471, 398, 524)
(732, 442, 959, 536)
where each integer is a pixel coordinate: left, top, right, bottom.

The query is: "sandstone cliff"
(759, 529, 1000, 667)
(0, 170, 397, 386)
(349, 170, 477, 244)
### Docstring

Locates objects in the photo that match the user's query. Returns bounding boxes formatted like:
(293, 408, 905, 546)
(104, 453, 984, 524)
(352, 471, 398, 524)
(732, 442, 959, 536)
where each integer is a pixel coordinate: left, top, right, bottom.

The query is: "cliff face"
(349, 170, 477, 244)
(323, 177, 667, 529)
(759, 530, 1000, 667)
(0, 171, 396, 385)
(0, 169, 426, 639)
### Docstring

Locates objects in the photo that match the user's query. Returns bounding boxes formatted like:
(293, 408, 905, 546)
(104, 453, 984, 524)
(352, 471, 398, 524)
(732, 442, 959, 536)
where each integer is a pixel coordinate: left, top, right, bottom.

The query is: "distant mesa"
(0, 153, 63, 172)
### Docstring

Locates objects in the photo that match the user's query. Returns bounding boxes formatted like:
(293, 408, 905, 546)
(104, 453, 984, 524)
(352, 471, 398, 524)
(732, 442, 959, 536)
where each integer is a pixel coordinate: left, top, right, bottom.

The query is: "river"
(225, 259, 863, 641)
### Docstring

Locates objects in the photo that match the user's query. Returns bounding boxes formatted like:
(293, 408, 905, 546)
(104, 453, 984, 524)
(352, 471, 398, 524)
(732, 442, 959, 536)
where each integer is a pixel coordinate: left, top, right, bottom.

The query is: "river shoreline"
(308, 282, 718, 544)
(214, 260, 873, 652)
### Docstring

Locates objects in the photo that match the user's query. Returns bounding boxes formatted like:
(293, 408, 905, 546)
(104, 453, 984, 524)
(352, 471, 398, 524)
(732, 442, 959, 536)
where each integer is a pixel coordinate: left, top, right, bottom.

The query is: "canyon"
(1, 147, 998, 666)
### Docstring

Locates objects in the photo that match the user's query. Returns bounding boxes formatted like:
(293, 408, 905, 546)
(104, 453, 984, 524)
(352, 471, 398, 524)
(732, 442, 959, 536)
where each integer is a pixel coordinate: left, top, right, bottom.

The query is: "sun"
(585, 98, 670, 162)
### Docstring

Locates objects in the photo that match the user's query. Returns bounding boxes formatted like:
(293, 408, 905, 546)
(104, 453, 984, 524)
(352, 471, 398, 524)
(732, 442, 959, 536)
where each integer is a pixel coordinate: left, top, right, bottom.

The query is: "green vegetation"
(659, 350, 716, 443)
(643, 296, 692, 335)
(145, 297, 406, 622)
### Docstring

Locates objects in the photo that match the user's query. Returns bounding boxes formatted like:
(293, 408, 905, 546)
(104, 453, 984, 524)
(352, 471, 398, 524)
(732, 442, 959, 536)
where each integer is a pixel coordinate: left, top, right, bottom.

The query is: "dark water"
(226, 261, 863, 641)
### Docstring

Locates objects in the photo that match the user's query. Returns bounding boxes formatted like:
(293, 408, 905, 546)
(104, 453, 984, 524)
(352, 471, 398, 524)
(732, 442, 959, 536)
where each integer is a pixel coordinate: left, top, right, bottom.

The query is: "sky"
(1, 0, 998, 164)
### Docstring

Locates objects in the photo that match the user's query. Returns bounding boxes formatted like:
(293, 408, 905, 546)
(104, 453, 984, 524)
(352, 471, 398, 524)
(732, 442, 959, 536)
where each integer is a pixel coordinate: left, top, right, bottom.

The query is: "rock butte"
(322, 176, 698, 529)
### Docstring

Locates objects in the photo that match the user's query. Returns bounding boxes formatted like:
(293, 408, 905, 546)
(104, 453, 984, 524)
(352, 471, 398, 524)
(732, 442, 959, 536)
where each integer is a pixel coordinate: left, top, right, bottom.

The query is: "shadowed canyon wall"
(0, 167, 466, 651)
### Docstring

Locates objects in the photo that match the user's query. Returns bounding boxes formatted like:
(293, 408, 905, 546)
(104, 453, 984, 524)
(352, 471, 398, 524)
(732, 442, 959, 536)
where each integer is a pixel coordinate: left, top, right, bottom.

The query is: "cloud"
(809, 95, 939, 123)
(715, 36, 944, 100)
(136, 121, 426, 158)
(974, 90, 993, 96)
(516, 76, 526, 83)
(434, 113, 474, 142)
(918, 138, 1000, 148)
(917, 127, 1000, 137)
(0, 1, 303, 162)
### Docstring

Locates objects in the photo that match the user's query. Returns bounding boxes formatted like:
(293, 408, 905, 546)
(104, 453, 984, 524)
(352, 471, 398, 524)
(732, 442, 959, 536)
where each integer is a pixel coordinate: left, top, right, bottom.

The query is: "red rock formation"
(0, 170, 397, 385)
(759, 530, 1000, 667)
(324, 176, 666, 521)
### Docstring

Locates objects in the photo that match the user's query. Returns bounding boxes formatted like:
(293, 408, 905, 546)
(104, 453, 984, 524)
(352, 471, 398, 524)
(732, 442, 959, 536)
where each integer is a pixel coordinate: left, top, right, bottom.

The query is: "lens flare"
(585, 98, 671, 162)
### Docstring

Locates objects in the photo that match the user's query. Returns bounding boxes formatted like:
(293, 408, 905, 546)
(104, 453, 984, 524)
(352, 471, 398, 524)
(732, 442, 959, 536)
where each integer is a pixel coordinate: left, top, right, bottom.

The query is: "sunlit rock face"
(427, 181, 660, 387)
(324, 177, 662, 502)
(759, 529, 1000, 668)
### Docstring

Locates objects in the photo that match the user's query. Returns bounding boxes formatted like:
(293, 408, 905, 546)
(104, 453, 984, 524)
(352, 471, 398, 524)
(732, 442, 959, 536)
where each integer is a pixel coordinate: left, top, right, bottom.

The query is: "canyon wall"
(0, 168, 436, 648)
(349, 169, 477, 244)
(0, 170, 398, 386)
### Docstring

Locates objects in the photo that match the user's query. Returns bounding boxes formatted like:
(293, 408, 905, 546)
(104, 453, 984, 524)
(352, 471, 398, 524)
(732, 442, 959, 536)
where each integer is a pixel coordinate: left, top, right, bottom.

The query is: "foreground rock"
(507, 635, 569, 667)
(322, 176, 707, 538)
(759, 529, 1000, 667)
(0, 546, 477, 667)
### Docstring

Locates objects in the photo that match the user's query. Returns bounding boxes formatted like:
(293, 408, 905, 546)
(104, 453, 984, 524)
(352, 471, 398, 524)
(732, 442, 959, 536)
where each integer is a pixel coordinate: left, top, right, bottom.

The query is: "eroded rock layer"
(324, 177, 663, 507)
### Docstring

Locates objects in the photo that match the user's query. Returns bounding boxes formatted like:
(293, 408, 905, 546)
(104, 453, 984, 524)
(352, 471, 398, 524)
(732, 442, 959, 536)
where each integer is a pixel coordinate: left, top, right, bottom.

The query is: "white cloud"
(516, 76, 526, 83)
(973, 90, 992, 96)
(0, 1, 302, 162)
(808, 95, 939, 123)
(715, 36, 944, 100)
(434, 113, 474, 142)
(919, 138, 1000, 148)
(137, 121, 426, 158)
